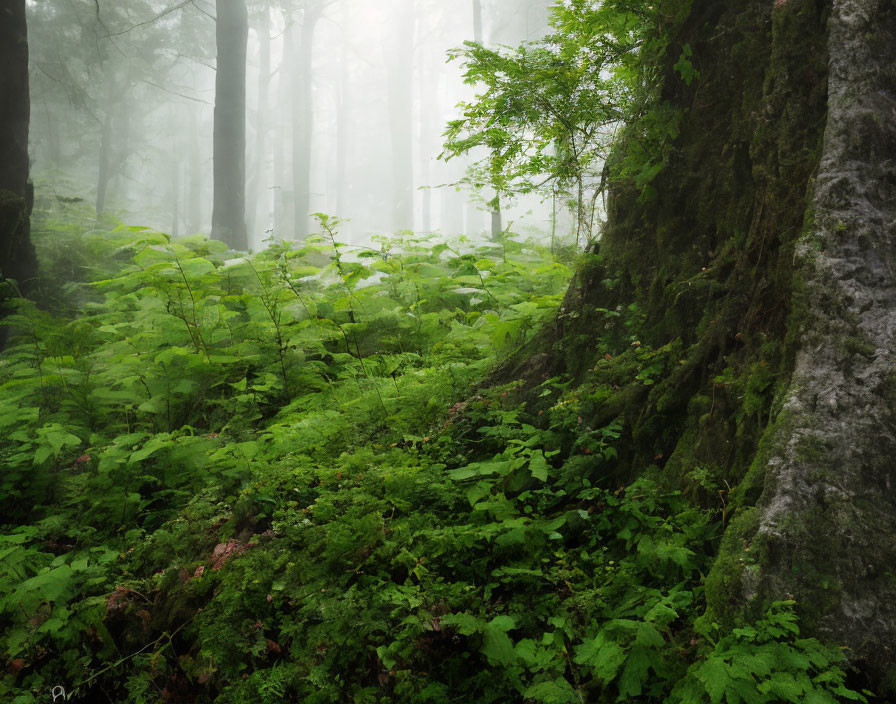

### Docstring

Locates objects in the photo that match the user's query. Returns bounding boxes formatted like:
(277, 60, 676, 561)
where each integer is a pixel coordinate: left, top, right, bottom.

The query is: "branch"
(140, 79, 213, 105)
(99, 0, 193, 38)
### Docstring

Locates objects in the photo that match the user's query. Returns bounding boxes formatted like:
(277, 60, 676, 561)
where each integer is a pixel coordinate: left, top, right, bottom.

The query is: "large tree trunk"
(212, 0, 249, 250)
(715, 0, 896, 685)
(500, 0, 896, 693)
(292, 7, 321, 240)
(0, 0, 37, 350)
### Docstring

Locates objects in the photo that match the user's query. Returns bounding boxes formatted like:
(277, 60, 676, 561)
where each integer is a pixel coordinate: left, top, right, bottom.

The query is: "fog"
(26, 0, 570, 250)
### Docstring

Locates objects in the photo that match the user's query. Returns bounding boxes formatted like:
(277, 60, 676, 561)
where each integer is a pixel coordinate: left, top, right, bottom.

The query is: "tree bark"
(725, 0, 896, 683)
(417, 37, 438, 234)
(292, 6, 322, 240)
(472, 0, 483, 43)
(170, 135, 181, 237)
(95, 81, 116, 223)
(490, 194, 502, 239)
(186, 105, 202, 234)
(0, 0, 37, 349)
(274, 25, 293, 239)
(471, 0, 502, 238)
(248, 5, 271, 243)
(212, 0, 249, 250)
(335, 5, 350, 219)
(387, 0, 415, 232)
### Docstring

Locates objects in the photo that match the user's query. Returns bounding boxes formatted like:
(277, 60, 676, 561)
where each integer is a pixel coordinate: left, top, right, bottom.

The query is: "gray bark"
(743, 0, 896, 681)
(212, 0, 249, 250)
(472, 0, 483, 43)
(418, 40, 438, 233)
(292, 7, 321, 239)
(490, 195, 502, 239)
(335, 7, 349, 218)
(170, 139, 181, 237)
(387, 0, 415, 232)
(186, 106, 202, 234)
(274, 26, 293, 238)
(95, 79, 119, 223)
(248, 6, 271, 242)
(471, 0, 502, 238)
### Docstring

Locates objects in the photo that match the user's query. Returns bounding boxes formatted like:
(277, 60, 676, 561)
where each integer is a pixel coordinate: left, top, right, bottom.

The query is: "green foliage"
(2, 3, 870, 702)
(443, 0, 696, 241)
(671, 602, 868, 704)
(0, 219, 570, 701)
(1, 214, 864, 703)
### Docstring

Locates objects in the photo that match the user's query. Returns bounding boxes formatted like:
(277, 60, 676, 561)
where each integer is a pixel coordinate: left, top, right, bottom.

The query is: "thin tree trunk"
(550, 189, 556, 256)
(472, 0, 483, 43)
(95, 81, 115, 224)
(335, 7, 349, 218)
(212, 0, 249, 250)
(248, 6, 271, 243)
(292, 7, 321, 239)
(490, 195, 502, 238)
(418, 41, 436, 233)
(171, 142, 180, 237)
(109, 78, 133, 214)
(274, 25, 292, 239)
(42, 95, 60, 171)
(186, 106, 202, 233)
(471, 0, 502, 238)
(387, 0, 415, 232)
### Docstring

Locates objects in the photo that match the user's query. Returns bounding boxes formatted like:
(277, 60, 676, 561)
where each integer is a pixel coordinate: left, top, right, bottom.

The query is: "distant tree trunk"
(335, 9, 349, 218)
(274, 27, 292, 238)
(95, 81, 115, 223)
(0, 0, 37, 349)
(472, 0, 483, 43)
(418, 43, 436, 233)
(170, 148, 181, 237)
(41, 96, 61, 171)
(212, 0, 249, 250)
(112, 84, 132, 208)
(292, 6, 322, 239)
(490, 195, 502, 238)
(186, 106, 202, 233)
(471, 0, 502, 238)
(248, 6, 271, 243)
(387, 0, 415, 232)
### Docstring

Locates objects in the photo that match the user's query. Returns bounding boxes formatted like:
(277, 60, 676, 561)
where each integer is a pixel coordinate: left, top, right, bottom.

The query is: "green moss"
(842, 335, 876, 359)
(704, 507, 763, 628)
(794, 433, 826, 464)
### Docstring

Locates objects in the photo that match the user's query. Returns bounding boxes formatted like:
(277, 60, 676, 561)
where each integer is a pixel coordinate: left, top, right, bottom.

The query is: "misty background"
(26, 0, 570, 249)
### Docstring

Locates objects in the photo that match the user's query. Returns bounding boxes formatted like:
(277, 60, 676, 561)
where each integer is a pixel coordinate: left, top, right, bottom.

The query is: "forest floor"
(0, 208, 872, 703)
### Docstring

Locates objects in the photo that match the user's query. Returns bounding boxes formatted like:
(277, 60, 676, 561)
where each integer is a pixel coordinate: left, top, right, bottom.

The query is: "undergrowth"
(0, 213, 867, 703)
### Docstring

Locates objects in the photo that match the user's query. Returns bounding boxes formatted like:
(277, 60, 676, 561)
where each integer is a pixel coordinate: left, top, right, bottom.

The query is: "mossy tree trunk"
(0, 0, 38, 350)
(506, 0, 896, 693)
(710, 0, 896, 689)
